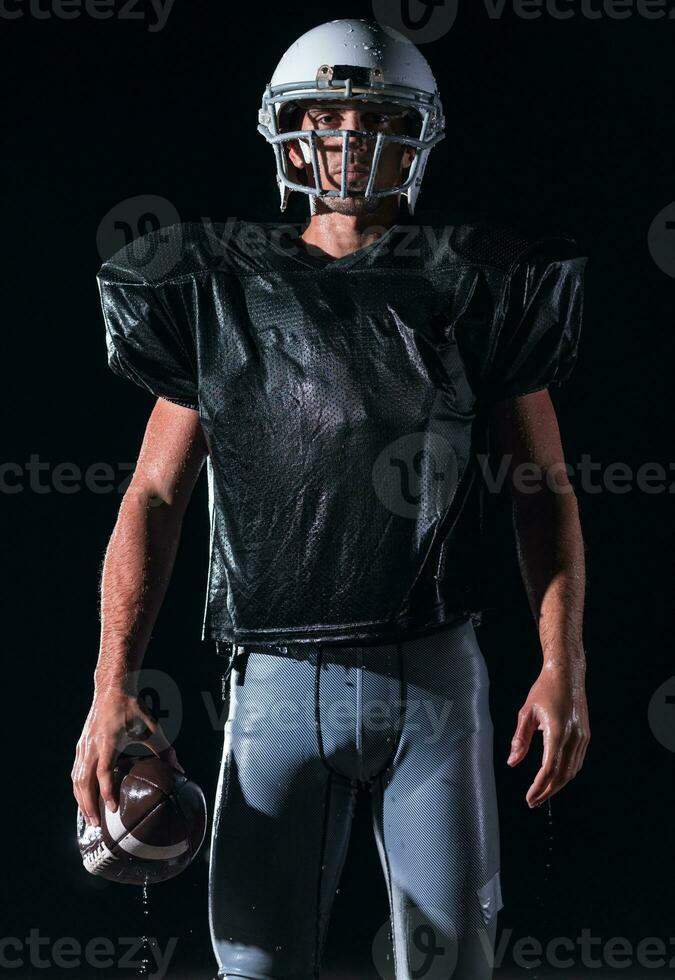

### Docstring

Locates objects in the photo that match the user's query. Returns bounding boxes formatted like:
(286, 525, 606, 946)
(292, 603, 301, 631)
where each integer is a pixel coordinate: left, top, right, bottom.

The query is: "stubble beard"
(318, 194, 384, 216)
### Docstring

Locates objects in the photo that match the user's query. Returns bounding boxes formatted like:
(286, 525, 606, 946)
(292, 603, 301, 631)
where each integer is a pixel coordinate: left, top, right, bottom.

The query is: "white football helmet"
(257, 18, 445, 214)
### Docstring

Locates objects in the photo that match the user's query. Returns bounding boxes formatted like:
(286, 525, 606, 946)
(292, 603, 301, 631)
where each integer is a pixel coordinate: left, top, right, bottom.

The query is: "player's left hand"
(506, 660, 590, 808)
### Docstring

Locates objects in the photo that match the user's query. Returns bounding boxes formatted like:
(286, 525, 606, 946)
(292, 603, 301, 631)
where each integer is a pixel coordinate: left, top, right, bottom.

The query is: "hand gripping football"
(76, 753, 207, 885)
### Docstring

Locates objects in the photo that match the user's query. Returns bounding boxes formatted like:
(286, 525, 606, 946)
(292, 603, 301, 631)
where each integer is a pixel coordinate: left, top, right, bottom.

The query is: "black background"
(3, 0, 674, 977)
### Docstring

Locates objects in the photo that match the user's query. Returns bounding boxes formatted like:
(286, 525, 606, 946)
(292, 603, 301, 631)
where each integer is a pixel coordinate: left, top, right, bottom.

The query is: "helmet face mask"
(280, 99, 421, 211)
(257, 19, 445, 214)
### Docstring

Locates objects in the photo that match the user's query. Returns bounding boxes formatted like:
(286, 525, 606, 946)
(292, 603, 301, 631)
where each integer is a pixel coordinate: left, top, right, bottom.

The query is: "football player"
(73, 18, 590, 980)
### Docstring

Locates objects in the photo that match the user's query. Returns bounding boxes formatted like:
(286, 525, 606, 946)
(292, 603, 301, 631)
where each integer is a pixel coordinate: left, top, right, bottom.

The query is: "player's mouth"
(333, 166, 371, 181)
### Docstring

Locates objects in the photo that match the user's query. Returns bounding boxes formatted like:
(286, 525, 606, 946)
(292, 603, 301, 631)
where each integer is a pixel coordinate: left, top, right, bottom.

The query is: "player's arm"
(71, 398, 209, 828)
(488, 388, 590, 808)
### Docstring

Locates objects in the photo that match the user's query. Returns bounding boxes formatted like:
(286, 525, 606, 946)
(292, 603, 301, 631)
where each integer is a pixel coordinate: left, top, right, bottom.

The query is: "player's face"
(286, 101, 417, 215)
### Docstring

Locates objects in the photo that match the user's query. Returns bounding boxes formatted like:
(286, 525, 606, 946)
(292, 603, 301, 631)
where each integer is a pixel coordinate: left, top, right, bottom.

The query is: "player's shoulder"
(96, 217, 267, 287)
(411, 208, 584, 273)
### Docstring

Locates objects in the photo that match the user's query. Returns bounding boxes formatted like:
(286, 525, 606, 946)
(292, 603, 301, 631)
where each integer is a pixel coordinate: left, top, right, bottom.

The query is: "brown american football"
(76, 753, 207, 885)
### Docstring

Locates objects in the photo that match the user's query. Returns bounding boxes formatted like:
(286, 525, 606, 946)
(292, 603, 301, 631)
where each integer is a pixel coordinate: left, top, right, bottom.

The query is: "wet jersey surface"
(97, 216, 587, 646)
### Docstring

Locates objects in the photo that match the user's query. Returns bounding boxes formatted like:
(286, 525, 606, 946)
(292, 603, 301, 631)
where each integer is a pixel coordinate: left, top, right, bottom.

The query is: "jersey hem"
(203, 608, 482, 650)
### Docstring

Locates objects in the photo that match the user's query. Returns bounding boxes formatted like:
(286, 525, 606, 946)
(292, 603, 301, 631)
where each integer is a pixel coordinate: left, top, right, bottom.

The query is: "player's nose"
(342, 122, 370, 154)
(340, 111, 369, 140)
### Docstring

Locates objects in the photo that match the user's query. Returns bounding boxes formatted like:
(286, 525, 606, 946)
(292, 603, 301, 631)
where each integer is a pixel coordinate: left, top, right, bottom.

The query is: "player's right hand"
(71, 690, 184, 828)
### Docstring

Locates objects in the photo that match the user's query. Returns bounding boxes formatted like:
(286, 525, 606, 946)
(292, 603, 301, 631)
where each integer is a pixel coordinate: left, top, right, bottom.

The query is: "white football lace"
(83, 840, 117, 874)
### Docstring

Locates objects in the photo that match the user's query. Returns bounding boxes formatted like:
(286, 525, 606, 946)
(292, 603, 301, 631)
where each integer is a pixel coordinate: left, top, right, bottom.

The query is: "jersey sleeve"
(481, 242, 588, 405)
(96, 233, 199, 410)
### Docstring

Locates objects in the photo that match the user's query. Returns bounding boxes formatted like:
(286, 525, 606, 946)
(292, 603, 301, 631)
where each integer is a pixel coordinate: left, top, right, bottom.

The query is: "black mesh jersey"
(97, 217, 588, 647)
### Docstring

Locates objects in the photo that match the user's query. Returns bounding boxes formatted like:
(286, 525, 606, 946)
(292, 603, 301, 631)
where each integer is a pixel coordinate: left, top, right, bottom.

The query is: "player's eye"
(364, 113, 395, 129)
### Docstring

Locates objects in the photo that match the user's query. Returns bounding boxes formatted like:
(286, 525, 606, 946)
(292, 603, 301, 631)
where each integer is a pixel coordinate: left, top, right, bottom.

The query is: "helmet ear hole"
(278, 102, 304, 133)
(280, 103, 311, 187)
(402, 110, 423, 140)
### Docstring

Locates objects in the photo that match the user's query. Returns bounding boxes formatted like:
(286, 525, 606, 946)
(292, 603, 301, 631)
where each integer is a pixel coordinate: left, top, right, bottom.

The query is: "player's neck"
(300, 199, 402, 259)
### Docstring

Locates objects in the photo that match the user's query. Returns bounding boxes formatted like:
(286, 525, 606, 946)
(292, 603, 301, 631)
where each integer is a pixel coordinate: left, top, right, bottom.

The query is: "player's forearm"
(511, 485, 586, 671)
(94, 486, 184, 695)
